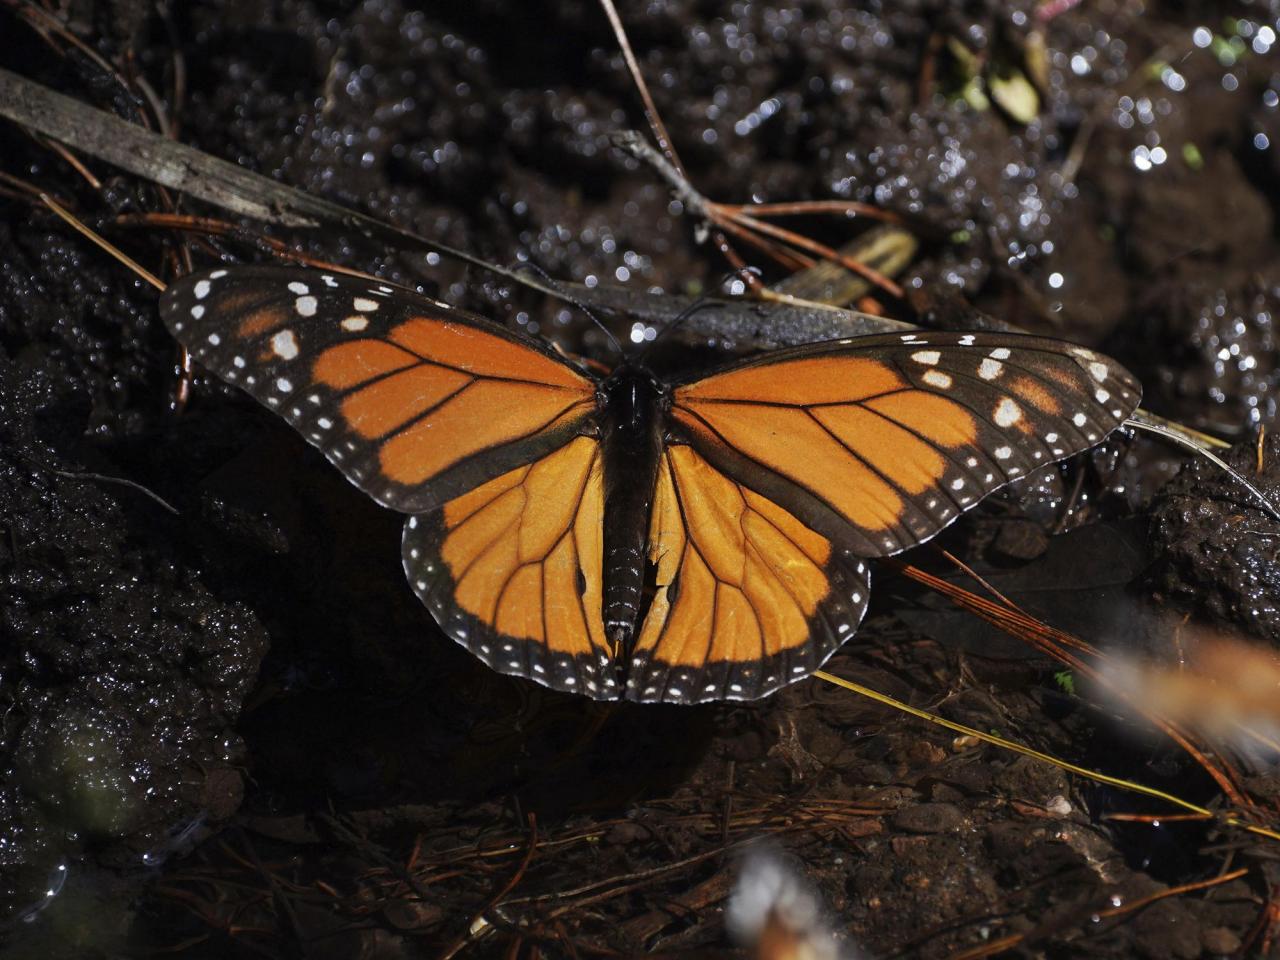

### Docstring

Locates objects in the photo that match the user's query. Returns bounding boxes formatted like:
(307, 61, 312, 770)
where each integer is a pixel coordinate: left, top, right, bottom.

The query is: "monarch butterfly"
(160, 266, 1140, 704)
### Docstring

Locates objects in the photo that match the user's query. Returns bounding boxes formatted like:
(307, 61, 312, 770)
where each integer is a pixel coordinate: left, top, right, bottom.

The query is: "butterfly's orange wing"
(621, 331, 1141, 703)
(162, 266, 597, 514)
(400, 435, 619, 696)
(670, 331, 1140, 554)
(164, 267, 1142, 705)
(623, 443, 871, 702)
(162, 267, 612, 693)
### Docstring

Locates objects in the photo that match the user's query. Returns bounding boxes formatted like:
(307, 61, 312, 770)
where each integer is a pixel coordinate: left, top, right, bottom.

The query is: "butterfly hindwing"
(624, 444, 870, 704)
(161, 267, 598, 514)
(401, 435, 620, 698)
(669, 331, 1141, 558)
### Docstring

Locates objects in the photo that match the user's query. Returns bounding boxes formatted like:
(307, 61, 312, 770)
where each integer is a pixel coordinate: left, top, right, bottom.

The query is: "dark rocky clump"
(1149, 431, 1280, 644)
(4, 0, 1280, 956)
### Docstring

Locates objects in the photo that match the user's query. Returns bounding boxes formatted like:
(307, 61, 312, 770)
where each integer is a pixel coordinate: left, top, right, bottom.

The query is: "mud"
(3, 0, 1280, 957)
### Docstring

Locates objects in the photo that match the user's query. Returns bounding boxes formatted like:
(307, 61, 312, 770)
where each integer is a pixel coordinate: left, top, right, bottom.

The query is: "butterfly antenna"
(637, 267, 759, 361)
(1126, 412, 1280, 522)
(511, 262, 625, 357)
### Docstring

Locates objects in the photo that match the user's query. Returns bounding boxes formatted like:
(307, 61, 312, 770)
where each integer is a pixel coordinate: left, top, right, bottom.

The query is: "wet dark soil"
(3, 1, 1280, 957)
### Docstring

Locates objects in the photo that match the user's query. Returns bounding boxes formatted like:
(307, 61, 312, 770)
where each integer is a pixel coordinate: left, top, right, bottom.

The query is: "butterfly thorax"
(597, 364, 668, 659)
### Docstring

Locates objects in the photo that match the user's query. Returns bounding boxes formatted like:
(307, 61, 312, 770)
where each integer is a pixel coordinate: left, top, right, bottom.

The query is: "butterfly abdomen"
(598, 366, 667, 652)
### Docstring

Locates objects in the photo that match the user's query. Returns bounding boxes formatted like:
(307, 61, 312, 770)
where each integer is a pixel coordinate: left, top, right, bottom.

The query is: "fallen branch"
(0, 67, 910, 346)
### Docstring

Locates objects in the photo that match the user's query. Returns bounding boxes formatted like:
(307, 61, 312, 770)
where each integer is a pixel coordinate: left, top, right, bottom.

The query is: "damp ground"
(2, 1, 1280, 957)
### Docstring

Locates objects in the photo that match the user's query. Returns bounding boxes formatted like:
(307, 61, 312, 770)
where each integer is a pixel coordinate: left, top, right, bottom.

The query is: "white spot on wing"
(989, 347, 1011, 360)
(353, 298, 379, 312)
(922, 370, 952, 389)
(288, 281, 309, 295)
(994, 397, 1022, 427)
(190, 305, 205, 319)
(341, 315, 368, 332)
(295, 296, 318, 317)
(193, 280, 211, 299)
(911, 350, 941, 365)
(270, 329, 300, 360)
(978, 358, 1003, 380)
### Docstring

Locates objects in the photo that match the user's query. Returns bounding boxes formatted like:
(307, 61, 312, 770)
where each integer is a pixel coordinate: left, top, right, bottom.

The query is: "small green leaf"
(946, 36, 981, 77)
(989, 68, 1040, 124)
(962, 77, 991, 112)
(1182, 142, 1205, 171)
(1053, 670, 1076, 696)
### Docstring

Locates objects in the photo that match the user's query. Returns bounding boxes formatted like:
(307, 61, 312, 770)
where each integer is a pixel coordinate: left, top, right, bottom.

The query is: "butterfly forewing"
(161, 267, 598, 514)
(669, 331, 1141, 559)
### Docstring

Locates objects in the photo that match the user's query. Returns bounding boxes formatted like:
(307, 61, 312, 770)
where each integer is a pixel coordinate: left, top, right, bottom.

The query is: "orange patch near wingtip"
(314, 340, 417, 389)
(1010, 375, 1063, 414)
(863, 391, 977, 448)
(341, 364, 472, 439)
(811, 405, 946, 495)
(390, 318, 593, 389)
(676, 356, 904, 405)
(237, 306, 289, 338)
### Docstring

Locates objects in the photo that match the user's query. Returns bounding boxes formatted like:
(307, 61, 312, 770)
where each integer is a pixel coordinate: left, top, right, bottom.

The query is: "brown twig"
(891, 561, 1252, 808)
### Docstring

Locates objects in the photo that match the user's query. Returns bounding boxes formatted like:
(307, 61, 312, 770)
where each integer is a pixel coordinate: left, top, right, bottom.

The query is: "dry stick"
(8, 0, 122, 87)
(613, 131, 905, 297)
(439, 815, 540, 960)
(601, 15, 907, 311)
(727, 207, 905, 298)
(0, 69, 906, 347)
(715, 199, 902, 221)
(41, 193, 165, 290)
(594, 0, 765, 292)
(595, 0, 683, 180)
(949, 867, 1250, 960)
(32, 133, 103, 189)
(715, 213, 816, 273)
(30, 461, 180, 516)
(815, 669, 1277, 842)
(771, 223, 919, 306)
(114, 212, 355, 270)
(892, 563, 1252, 809)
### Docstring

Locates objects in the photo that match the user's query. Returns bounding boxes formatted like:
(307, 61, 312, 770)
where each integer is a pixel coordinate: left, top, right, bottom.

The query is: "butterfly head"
(597, 362, 670, 439)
